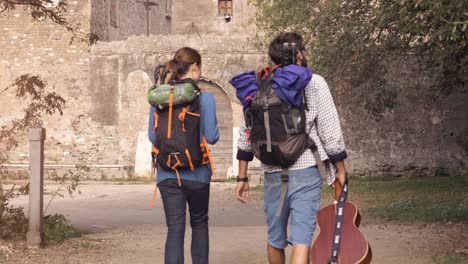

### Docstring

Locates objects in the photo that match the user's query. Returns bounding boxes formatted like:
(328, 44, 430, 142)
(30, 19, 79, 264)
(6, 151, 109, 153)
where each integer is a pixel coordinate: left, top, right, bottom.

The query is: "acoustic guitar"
(310, 177, 372, 264)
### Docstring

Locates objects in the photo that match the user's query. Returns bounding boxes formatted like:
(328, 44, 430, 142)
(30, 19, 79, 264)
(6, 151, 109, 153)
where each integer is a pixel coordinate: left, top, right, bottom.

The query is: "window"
(110, 0, 117, 27)
(218, 0, 233, 16)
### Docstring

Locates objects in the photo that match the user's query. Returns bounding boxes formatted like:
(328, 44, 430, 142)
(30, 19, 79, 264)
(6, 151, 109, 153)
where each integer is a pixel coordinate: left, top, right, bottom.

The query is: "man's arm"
(314, 76, 348, 184)
(236, 160, 250, 203)
(235, 120, 253, 203)
(334, 160, 346, 186)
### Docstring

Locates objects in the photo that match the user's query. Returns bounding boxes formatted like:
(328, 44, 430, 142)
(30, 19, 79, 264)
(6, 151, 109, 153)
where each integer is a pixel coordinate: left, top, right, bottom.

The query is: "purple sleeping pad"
(229, 65, 312, 110)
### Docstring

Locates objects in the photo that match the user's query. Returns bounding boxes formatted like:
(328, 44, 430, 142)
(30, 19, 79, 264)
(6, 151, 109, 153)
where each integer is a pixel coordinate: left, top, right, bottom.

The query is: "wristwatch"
(236, 176, 249, 182)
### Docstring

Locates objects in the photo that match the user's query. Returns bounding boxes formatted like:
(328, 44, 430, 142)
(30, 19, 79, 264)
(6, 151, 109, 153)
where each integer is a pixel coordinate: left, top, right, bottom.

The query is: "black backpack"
(244, 71, 311, 168)
(153, 80, 204, 171)
(149, 66, 214, 185)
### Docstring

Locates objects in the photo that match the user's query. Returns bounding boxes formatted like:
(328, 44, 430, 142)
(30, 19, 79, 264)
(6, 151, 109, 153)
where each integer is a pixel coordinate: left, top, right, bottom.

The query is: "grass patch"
(252, 175, 467, 223)
(432, 252, 468, 264)
(79, 241, 100, 250)
(341, 175, 467, 223)
(250, 184, 264, 192)
(215, 177, 238, 183)
(44, 214, 84, 243)
(96, 176, 154, 184)
(0, 249, 9, 263)
(368, 200, 468, 222)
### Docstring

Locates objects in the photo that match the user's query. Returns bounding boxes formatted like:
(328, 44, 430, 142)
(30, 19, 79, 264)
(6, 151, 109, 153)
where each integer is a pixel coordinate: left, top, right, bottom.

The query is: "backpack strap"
(308, 118, 328, 179)
(167, 86, 175, 139)
(149, 186, 158, 208)
(275, 168, 289, 217)
(302, 89, 309, 111)
(257, 73, 274, 152)
(328, 176, 349, 264)
(201, 136, 216, 175)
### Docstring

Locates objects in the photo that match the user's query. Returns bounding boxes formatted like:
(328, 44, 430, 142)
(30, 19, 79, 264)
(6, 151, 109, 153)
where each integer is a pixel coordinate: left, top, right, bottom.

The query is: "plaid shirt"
(237, 74, 347, 185)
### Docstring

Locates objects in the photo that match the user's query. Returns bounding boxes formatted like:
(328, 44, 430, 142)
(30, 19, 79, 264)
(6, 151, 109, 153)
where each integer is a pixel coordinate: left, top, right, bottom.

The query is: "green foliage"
(0, 74, 66, 169)
(221, 176, 238, 183)
(0, 184, 28, 239)
(252, 0, 467, 118)
(0, 0, 69, 26)
(44, 214, 82, 243)
(250, 184, 264, 192)
(0, 75, 79, 241)
(0, 245, 12, 263)
(369, 200, 468, 222)
(0, 2, 89, 243)
(329, 175, 468, 222)
(432, 252, 468, 264)
(44, 168, 86, 215)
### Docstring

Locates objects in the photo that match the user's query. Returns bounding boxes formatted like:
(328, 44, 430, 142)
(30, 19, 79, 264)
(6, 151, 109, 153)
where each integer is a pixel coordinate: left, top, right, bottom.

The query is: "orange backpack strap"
(152, 146, 159, 155)
(185, 149, 195, 171)
(201, 136, 215, 175)
(149, 185, 158, 208)
(178, 107, 189, 133)
(167, 86, 174, 139)
(165, 154, 183, 187)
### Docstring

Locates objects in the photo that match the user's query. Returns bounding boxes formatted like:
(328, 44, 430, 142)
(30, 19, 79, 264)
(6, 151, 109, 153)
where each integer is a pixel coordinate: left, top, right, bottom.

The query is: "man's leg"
(288, 167, 323, 264)
(264, 171, 290, 264)
(291, 244, 309, 264)
(268, 244, 286, 264)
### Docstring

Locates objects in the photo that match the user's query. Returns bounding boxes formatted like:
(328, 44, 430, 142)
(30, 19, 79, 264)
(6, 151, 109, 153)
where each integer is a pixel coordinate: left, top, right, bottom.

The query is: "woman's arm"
(148, 106, 157, 145)
(200, 92, 220, 144)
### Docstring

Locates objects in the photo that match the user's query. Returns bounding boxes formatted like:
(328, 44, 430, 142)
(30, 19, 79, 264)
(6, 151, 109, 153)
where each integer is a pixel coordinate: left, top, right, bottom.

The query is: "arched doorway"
(198, 78, 233, 180)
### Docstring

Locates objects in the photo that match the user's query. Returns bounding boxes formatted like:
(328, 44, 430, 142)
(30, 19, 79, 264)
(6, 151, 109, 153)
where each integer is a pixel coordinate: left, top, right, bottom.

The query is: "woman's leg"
(158, 179, 187, 264)
(185, 180, 210, 264)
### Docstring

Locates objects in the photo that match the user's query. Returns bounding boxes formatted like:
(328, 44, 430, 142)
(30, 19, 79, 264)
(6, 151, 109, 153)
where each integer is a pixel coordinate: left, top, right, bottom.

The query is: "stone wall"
(1, 32, 267, 179)
(1, 8, 466, 180)
(337, 59, 468, 177)
(0, 2, 119, 178)
(87, 35, 468, 179)
(89, 0, 108, 41)
(89, 35, 267, 179)
(172, 0, 255, 35)
(90, 0, 172, 42)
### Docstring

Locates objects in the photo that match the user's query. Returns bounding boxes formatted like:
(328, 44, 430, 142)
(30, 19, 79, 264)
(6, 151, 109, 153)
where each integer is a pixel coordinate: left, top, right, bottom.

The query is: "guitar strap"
(328, 176, 349, 264)
(308, 120, 350, 263)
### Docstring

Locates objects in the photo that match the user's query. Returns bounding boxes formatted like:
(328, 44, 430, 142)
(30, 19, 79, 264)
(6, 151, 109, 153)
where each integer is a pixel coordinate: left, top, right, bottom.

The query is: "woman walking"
(148, 47, 219, 264)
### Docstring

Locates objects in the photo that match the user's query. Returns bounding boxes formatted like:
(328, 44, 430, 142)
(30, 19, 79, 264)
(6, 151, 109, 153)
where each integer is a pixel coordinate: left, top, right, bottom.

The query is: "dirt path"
(2, 183, 467, 264)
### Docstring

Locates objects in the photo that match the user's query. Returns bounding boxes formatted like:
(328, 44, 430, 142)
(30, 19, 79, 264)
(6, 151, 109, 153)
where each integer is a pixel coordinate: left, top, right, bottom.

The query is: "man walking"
(232, 32, 348, 264)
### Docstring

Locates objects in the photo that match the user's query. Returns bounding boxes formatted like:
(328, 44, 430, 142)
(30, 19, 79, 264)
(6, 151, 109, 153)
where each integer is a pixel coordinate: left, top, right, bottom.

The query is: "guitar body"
(310, 202, 372, 264)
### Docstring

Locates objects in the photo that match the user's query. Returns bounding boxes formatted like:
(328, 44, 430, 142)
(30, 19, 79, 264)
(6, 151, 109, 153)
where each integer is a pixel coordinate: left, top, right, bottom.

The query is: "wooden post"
(26, 127, 45, 248)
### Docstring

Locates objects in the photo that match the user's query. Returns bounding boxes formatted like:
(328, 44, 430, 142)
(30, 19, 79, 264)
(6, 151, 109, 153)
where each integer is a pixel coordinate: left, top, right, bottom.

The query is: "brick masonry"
(91, 0, 172, 41)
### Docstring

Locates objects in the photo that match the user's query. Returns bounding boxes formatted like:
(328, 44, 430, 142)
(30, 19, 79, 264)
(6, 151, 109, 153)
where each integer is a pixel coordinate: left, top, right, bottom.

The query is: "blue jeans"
(264, 166, 323, 249)
(158, 179, 210, 264)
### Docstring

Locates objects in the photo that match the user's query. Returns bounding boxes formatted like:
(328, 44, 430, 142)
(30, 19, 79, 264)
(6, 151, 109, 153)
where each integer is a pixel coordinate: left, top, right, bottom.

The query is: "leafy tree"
(0, 1, 88, 240)
(0, 75, 66, 239)
(0, 0, 69, 26)
(252, 0, 467, 118)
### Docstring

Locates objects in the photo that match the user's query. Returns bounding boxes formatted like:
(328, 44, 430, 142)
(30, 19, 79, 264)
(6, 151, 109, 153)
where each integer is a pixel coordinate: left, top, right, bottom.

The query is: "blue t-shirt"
(148, 91, 220, 184)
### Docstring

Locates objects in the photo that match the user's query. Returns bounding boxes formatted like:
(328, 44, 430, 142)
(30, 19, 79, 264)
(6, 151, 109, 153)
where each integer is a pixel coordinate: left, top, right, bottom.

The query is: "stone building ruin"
(1, 0, 466, 180)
